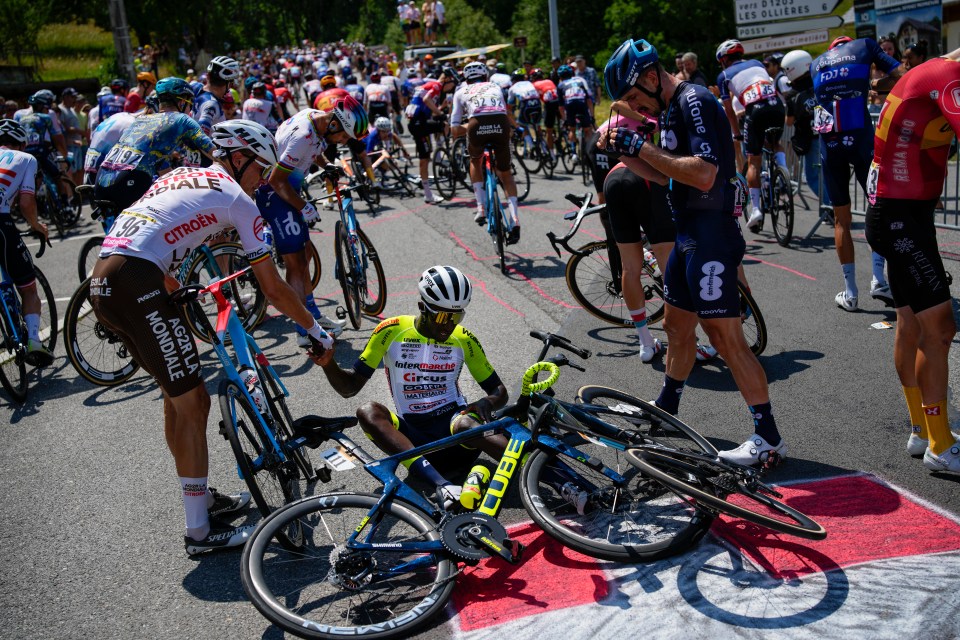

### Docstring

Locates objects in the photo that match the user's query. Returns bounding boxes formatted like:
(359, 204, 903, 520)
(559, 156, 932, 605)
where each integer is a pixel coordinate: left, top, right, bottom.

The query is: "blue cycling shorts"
(820, 128, 872, 208)
(663, 214, 745, 318)
(255, 183, 308, 255)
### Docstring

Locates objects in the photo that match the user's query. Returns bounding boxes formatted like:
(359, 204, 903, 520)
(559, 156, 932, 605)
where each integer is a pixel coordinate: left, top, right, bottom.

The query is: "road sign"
(735, 0, 841, 25)
(742, 29, 830, 54)
(737, 15, 843, 39)
(513, 36, 528, 48)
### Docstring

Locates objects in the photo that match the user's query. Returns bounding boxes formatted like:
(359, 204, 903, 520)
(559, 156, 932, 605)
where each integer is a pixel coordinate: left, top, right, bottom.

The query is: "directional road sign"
(735, 0, 841, 26)
(737, 14, 844, 39)
(742, 29, 831, 54)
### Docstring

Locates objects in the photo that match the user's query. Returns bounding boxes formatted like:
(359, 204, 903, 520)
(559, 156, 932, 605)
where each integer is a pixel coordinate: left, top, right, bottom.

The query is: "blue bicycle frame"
(0, 266, 24, 348)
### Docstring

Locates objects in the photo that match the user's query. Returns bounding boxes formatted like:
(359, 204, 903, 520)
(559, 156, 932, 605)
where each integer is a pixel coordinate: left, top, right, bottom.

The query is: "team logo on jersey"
(945, 80, 960, 115)
(661, 130, 678, 151)
(253, 216, 265, 242)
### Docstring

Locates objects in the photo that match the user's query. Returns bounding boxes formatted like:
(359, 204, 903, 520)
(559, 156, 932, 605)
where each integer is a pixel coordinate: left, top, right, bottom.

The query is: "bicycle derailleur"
(440, 513, 523, 565)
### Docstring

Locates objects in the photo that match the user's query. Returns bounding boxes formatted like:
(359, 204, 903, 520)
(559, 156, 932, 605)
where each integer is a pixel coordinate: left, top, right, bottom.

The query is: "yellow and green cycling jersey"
(354, 316, 502, 422)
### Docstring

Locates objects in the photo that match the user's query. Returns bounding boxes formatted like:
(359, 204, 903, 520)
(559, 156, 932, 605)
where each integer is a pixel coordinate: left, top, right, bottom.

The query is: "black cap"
(61, 87, 78, 97)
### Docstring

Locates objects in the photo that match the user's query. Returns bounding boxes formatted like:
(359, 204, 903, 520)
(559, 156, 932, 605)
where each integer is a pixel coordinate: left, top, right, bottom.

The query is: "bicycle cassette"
(440, 513, 520, 564)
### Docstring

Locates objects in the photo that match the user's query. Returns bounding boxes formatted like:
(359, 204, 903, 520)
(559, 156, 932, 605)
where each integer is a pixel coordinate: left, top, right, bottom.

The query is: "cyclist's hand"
(320, 165, 344, 183)
(301, 201, 320, 224)
(305, 332, 335, 364)
(608, 127, 644, 157)
(463, 397, 493, 423)
(31, 222, 49, 245)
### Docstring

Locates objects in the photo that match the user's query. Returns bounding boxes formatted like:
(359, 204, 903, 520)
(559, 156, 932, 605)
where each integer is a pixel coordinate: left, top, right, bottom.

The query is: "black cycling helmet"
(109, 78, 129, 92)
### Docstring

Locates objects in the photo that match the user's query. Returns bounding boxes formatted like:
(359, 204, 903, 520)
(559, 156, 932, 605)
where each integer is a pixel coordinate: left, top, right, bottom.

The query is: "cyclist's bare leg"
(894, 307, 921, 389)
(451, 412, 508, 458)
(164, 385, 212, 478)
(746, 154, 762, 199)
(698, 316, 770, 406)
(496, 166, 519, 226)
(834, 203, 855, 265)
(663, 304, 698, 381)
(15, 282, 42, 317)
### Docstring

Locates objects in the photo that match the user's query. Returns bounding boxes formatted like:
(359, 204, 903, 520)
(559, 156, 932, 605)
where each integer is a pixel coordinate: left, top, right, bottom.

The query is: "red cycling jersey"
(873, 57, 960, 201)
(533, 79, 558, 103)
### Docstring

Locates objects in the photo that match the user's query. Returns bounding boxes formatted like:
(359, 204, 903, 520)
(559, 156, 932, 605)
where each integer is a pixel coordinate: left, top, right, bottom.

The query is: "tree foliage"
(1, 0, 54, 65)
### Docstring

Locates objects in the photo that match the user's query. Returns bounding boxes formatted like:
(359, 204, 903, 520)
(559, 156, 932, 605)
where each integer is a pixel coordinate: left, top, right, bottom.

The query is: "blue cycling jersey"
(402, 77, 425, 99)
(95, 112, 214, 187)
(17, 112, 58, 154)
(98, 94, 127, 121)
(658, 82, 737, 222)
(345, 83, 365, 102)
(193, 90, 224, 134)
(557, 77, 593, 105)
(812, 38, 899, 132)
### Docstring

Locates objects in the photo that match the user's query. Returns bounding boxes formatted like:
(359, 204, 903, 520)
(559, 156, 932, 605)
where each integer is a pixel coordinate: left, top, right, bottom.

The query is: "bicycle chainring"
(440, 513, 509, 563)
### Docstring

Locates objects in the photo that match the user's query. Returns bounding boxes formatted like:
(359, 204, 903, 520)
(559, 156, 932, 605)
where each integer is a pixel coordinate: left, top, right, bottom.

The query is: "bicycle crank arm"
(467, 529, 524, 564)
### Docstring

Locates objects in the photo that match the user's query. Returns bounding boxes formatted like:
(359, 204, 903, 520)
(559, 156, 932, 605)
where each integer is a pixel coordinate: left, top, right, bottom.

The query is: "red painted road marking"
(713, 474, 960, 578)
(746, 256, 818, 281)
(452, 522, 609, 632)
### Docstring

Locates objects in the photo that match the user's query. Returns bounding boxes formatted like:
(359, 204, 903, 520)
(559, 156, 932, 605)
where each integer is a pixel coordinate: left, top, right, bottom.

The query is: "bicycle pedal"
(335, 306, 347, 320)
(761, 451, 783, 470)
(316, 467, 332, 483)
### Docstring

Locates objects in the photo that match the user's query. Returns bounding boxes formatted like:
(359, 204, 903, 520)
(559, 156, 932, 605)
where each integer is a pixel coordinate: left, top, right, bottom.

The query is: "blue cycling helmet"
(557, 64, 574, 79)
(604, 39, 660, 100)
(156, 77, 195, 112)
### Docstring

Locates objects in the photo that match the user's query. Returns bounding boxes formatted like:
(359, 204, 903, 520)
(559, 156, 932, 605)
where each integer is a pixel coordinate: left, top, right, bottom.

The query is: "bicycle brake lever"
(545, 232, 562, 258)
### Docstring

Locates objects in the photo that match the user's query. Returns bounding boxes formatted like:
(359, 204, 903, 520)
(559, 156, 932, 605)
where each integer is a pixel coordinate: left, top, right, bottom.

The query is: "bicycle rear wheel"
(431, 148, 457, 201)
(453, 137, 472, 191)
(739, 283, 767, 356)
(33, 267, 57, 355)
(539, 137, 555, 179)
(771, 166, 795, 247)
(241, 493, 456, 640)
(625, 447, 827, 540)
(63, 278, 139, 386)
(0, 302, 28, 403)
(511, 156, 531, 202)
(219, 379, 304, 550)
(334, 221, 362, 329)
(357, 228, 387, 317)
(77, 236, 105, 282)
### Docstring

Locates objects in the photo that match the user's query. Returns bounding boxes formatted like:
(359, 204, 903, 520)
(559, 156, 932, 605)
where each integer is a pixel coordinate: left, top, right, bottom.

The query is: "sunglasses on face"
(422, 303, 464, 326)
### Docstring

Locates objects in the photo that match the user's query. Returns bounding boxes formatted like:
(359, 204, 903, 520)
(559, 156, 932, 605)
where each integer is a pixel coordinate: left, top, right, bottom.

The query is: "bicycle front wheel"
(241, 493, 456, 640)
(334, 221, 362, 329)
(431, 148, 457, 201)
(219, 379, 304, 550)
(0, 303, 28, 403)
(357, 228, 387, 317)
(739, 283, 768, 356)
(625, 447, 826, 540)
(453, 137, 472, 191)
(256, 358, 315, 483)
(34, 267, 57, 355)
(77, 236, 105, 282)
(771, 166, 795, 247)
(63, 278, 139, 386)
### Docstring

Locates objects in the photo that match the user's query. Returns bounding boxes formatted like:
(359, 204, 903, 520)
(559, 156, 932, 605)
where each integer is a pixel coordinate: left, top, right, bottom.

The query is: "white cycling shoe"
(718, 434, 787, 466)
(907, 431, 960, 456)
(923, 445, 960, 473)
(638, 338, 663, 364)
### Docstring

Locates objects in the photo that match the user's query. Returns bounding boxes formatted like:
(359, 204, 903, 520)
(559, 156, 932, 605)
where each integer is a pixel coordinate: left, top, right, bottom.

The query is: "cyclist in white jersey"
(241, 83, 279, 132)
(0, 119, 53, 366)
(90, 120, 334, 556)
(83, 110, 138, 184)
(451, 62, 522, 243)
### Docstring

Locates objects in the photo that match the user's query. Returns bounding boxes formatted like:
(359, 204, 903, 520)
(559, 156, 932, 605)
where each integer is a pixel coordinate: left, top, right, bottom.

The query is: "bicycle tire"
(0, 298, 28, 403)
(77, 236, 104, 282)
(219, 378, 304, 550)
(39, 189, 66, 238)
(33, 267, 57, 355)
(486, 175, 507, 275)
(63, 278, 139, 386)
(395, 161, 417, 197)
(513, 136, 541, 175)
(511, 157, 531, 202)
(771, 166, 795, 247)
(357, 228, 387, 317)
(565, 241, 665, 327)
(255, 358, 315, 483)
(625, 447, 827, 540)
(241, 492, 456, 640)
(59, 176, 83, 228)
(739, 283, 767, 356)
(557, 137, 575, 174)
(306, 238, 322, 290)
(181, 243, 267, 344)
(539, 137, 555, 179)
(334, 221, 362, 329)
(431, 148, 457, 201)
(453, 137, 472, 191)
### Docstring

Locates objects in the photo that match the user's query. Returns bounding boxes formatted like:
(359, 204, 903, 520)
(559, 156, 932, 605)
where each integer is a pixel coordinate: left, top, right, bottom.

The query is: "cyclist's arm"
(637, 143, 718, 192)
(52, 132, 67, 159)
(721, 98, 742, 139)
(17, 192, 48, 243)
(424, 95, 443, 117)
(618, 155, 669, 186)
(250, 258, 316, 330)
(461, 382, 508, 422)
(314, 356, 368, 397)
(268, 165, 308, 210)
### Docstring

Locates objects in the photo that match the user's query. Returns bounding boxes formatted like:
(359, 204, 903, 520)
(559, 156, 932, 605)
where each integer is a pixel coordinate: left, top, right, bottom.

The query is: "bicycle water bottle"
(459, 464, 491, 510)
(238, 365, 268, 415)
(643, 250, 661, 278)
(262, 223, 274, 248)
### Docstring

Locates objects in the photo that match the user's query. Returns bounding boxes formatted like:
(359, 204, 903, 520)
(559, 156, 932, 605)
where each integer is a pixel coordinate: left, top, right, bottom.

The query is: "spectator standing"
(902, 41, 928, 70)
(681, 52, 708, 86)
(574, 55, 602, 106)
(434, 0, 447, 43)
(57, 88, 84, 184)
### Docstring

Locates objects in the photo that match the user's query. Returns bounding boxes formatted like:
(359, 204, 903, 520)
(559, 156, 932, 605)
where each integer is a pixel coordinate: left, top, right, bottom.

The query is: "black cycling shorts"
(90, 254, 202, 397)
(564, 101, 594, 129)
(390, 404, 480, 475)
(603, 166, 677, 245)
(0, 216, 36, 287)
(543, 101, 559, 128)
(820, 128, 873, 207)
(865, 197, 951, 313)
(368, 102, 389, 121)
(466, 115, 511, 171)
(517, 99, 542, 126)
(408, 119, 445, 159)
(742, 100, 785, 156)
(94, 169, 154, 210)
(586, 130, 617, 193)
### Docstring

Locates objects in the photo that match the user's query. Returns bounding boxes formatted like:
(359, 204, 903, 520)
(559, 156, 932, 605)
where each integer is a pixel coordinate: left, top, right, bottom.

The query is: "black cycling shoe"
(207, 488, 251, 518)
(184, 518, 256, 556)
(506, 226, 521, 245)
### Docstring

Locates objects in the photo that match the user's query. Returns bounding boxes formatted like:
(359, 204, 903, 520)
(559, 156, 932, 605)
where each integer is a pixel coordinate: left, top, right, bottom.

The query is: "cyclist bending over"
(366, 117, 412, 176)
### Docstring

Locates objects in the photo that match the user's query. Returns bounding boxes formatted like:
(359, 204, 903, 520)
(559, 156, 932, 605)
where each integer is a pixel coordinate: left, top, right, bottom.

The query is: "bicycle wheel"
(513, 136, 541, 175)
(394, 161, 418, 197)
(511, 157, 531, 202)
(306, 238, 322, 290)
(59, 176, 83, 228)
(334, 221, 362, 329)
(181, 243, 267, 344)
(0, 301, 28, 403)
(33, 267, 57, 355)
(770, 166, 795, 247)
(557, 137, 575, 174)
(565, 241, 665, 327)
(256, 359, 315, 483)
(487, 178, 507, 274)
(241, 492, 456, 640)
(453, 138, 472, 191)
(357, 228, 387, 317)
(77, 236, 104, 282)
(63, 278, 139, 386)
(539, 138, 555, 179)
(431, 148, 457, 201)
(219, 379, 304, 550)
(625, 447, 826, 540)
(739, 283, 767, 356)
(38, 189, 66, 238)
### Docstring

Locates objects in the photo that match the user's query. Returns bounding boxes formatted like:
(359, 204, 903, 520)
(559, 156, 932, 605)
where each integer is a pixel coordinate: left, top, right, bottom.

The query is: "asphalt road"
(3, 155, 960, 639)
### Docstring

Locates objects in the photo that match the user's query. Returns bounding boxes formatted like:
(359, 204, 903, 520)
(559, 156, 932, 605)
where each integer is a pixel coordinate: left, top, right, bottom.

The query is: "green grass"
(37, 22, 114, 55)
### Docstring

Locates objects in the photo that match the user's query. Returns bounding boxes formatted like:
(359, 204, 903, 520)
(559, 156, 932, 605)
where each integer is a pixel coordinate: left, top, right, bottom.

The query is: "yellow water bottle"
(459, 464, 491, 510)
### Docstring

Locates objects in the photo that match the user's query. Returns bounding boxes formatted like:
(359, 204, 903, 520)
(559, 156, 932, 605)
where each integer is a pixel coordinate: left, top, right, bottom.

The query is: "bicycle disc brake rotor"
(440, 513, 509, 563)
(328, 544, 377, 590)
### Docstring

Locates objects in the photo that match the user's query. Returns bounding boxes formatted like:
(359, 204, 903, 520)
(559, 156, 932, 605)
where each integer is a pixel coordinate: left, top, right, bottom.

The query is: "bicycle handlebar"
(529, 330, 592, 361)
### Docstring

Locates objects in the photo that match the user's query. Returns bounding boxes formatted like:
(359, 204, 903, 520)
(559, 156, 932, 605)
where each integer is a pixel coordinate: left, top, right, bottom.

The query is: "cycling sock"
(871, 252, 887, 286)
(25, 313, 40, 342)
(304, 295, 322, 319)
(628, 307, 652, 347)
(472, 182, 486, 212)
(922, 400, 954, 455)
(365, 166, 376, 182)
(903, 386, 927, 440)
(749, 402, 780, 446)
(407, 456, 449, 486)
(655, 376, 685, 415)
(774, 151, 787, 169)
(508, 197, 519, 226)
(423, 182, 435, 200)
(181, 476, 210, 540)
(841, 262, 858, 297)
(749, 188, 761, 212)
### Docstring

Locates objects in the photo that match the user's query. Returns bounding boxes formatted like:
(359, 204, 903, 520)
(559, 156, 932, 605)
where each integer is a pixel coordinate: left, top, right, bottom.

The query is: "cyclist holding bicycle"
(531, 68, 560, 160)
(310, 265, 508, 504)
(0, 119, 53, 367)
(404, 76, 448, 204)
(604, 38, 785, 465)
(507, 68, 542, 152)
(366, 117, 411, 177)
(257, 97, 369, 347)
(451, 62, 522, 243)
(90, 120, 334, 555)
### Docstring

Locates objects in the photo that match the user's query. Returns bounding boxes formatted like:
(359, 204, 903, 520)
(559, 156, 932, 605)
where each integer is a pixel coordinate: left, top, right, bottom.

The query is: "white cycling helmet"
(715, 39, 745, 61)
(462, 62, 488, 83)
(374, 116, 392, 132)
(418, 265, 472, 311)
(210, 119, 279, 166)
(0, 119, 27, 145)
(207, 56, 241, 82)
(781, 50, 813, 83)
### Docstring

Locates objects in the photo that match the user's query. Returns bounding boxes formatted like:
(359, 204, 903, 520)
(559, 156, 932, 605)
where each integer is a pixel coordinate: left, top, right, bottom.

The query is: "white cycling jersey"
(241, 97, 278, 131)
(85, 112, 137, 175)
(0, 148, 37, 214)
(365, 83, 390, 105)
(99, 164, 270, 275)
(275, 109, 329, 175)
(508, 80, 540, 104)
(450, 82, 507, 126)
